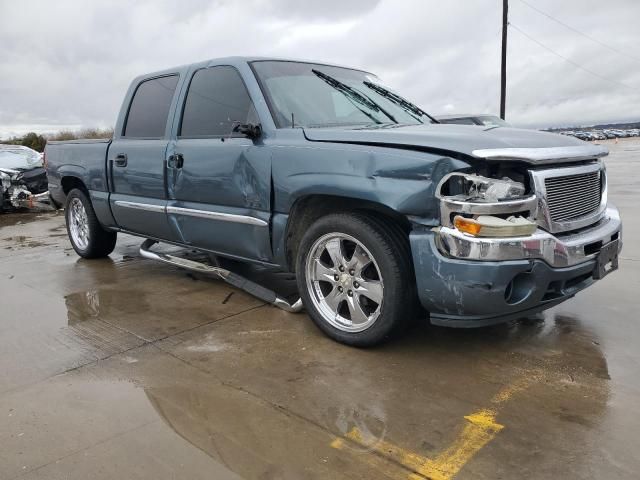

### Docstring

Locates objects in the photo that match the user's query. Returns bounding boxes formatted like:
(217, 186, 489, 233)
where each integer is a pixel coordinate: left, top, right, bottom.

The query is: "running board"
(139, 239, 303, 313)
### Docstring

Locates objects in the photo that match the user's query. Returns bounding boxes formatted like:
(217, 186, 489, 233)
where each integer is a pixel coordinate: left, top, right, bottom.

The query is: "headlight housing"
(440, 173, 526, 202)
(436, 172, 538, 237)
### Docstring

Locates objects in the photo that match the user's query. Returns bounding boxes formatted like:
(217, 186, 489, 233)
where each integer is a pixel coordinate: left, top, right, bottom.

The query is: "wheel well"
(284, 195, 411, 271)
(61, 176, 88, 196)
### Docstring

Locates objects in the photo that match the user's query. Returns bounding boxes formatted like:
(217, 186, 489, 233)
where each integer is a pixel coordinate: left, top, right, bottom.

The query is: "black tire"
(64, 188, 117, 258)
(296, 212, 416, 347)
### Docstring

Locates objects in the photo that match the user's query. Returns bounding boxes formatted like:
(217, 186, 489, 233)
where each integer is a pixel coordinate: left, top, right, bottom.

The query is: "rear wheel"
(296, 213, 415, 347)
(65, 188, 117, 258)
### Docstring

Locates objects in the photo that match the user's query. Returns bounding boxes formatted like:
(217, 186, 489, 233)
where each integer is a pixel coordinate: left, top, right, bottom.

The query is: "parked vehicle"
(45, 57, 622, 346)
(0, 145, 50, 211)
(573, 132, 590, 141)
(436, 114, 511, 127)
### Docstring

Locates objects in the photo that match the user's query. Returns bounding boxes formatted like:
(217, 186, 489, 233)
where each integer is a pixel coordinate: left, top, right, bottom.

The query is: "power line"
(509, 22, 638, 92)
(500, 0, 508, 119)
(517, 0, 640, 64)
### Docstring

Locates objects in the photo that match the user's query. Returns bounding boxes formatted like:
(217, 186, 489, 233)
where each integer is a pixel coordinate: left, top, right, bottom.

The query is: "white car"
(0, 145, 49, 211)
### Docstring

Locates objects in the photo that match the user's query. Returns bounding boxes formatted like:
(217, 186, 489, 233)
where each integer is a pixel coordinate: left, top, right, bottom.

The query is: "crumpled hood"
(0, 167, 21, 181)
(303, 124, 608, 164)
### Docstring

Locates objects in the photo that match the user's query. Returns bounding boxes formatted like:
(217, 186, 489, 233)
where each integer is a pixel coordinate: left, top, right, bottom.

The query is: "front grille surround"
(530, 161, 607, 234)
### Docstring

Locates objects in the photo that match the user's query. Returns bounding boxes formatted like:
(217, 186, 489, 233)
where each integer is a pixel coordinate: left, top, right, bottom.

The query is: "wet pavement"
(1, 138, 639, 479)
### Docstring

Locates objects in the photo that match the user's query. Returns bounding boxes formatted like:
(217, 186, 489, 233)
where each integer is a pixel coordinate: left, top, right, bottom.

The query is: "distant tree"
(78, 127, 114, 139)
(1, 136, 22, 146)
(20, 132, 47, 152)
(48, 127, 114, 141)
(49, 130, 77, 141)
(0, 127, 114, 150)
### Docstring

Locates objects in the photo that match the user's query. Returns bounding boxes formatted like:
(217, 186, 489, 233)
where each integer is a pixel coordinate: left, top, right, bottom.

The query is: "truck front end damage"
(410, 145, 622, 326)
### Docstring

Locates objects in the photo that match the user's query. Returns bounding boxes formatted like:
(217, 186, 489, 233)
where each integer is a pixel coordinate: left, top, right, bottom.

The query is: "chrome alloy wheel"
(68, 197, 90, 250)
(305, 233, 384, 332)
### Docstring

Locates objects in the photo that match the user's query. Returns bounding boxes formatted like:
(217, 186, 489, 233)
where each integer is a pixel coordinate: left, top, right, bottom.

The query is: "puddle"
(65, 288, 151, 324)
(2, 235, 47, 248)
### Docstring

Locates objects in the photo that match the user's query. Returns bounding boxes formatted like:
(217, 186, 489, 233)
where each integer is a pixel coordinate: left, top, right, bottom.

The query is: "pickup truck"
(46, 57, 622, 346)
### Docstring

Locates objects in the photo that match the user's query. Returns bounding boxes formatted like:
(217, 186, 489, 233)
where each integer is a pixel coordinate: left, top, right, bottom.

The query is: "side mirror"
(232, 122, 262, 139)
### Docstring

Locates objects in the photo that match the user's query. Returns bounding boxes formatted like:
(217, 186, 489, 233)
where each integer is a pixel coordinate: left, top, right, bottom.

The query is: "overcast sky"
(1, 0, 639, 137)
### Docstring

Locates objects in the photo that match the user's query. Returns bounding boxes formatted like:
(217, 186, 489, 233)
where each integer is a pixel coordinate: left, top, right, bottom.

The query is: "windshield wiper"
(311, 69, 397, 124)
(363, 81, 438, 123)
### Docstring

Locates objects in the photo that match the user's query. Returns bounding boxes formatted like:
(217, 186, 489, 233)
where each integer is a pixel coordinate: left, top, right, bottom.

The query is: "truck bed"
(45, 138, 112, 206)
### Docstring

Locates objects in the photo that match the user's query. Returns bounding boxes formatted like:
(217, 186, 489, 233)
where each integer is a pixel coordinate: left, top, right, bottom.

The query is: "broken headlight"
(437, 172, 538, 237)
(441, 173, 525, 202)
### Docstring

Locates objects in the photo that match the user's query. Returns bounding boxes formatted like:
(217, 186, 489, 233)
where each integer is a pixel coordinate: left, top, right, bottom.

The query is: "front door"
(109, 74, 180, 240)
(167, 65, 272, 262)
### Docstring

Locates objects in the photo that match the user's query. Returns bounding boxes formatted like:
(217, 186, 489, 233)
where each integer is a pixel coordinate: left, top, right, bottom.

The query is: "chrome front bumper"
(436, 205, 622, 268)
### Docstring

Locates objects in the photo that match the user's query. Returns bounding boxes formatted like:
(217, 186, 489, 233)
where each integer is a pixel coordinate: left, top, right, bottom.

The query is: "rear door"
(166, 65, 272, 262)
(109, 74, 180, 240)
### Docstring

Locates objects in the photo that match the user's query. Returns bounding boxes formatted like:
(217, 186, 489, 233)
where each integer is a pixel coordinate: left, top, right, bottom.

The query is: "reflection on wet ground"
(1, 139, 639, 479)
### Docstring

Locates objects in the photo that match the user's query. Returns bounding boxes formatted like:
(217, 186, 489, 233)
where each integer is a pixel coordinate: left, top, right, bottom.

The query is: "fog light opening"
(504, 280, 513, 303)
(505, 272, 535, 305)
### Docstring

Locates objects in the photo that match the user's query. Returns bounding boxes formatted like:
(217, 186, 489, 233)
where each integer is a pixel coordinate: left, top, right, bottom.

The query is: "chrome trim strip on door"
(472, 145, 608, 164)
(166, 206, 268, 227)
(114, 200, 166, 213)
(114, 201, 269, 226)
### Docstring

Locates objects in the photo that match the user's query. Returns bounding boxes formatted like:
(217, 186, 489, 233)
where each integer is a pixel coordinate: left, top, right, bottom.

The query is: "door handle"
(114, 153, 128, 167)
(167, 153, 184, 169)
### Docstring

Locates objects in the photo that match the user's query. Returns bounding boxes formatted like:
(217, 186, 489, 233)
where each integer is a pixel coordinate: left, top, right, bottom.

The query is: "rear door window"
(124, 75, 179, 138)
(180, 66, 256, 137)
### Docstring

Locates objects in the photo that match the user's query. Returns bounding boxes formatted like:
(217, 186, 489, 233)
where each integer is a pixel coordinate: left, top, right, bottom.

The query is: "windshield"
(251, 61, 434, 128)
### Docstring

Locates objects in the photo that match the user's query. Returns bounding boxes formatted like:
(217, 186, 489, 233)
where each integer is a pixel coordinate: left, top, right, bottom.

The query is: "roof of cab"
(136, 56, 373, 80)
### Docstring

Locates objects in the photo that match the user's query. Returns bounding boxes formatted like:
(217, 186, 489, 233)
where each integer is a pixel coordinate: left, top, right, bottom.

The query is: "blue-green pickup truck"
(45, 57, 621, 346)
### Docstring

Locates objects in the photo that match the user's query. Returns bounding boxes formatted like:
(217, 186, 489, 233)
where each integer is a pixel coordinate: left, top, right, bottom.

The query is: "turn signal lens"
(454, 216, 483, 236)
(453, 215, 537, 237)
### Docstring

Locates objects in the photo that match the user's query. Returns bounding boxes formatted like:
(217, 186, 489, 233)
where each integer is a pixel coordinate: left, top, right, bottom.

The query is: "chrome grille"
(544, 171, 602, 222)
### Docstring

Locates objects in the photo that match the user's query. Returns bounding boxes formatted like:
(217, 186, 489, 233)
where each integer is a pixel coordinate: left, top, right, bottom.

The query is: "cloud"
(0, 0, 639, 137)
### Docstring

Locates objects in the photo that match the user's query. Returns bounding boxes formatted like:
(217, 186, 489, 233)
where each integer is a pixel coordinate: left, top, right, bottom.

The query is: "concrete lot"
(1, 138, 639, 479)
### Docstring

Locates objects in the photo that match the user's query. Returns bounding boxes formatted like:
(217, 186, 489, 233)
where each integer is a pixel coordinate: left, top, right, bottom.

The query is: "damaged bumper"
(437, 206, 621, 268)
(410, 206, 622, 327)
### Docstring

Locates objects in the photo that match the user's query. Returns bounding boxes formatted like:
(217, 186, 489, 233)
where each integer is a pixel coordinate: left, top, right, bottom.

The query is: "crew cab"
(45, 57, 622, 346)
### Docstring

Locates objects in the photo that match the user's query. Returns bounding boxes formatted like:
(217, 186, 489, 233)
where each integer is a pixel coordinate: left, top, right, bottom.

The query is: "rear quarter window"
(124, 75, 179, 138)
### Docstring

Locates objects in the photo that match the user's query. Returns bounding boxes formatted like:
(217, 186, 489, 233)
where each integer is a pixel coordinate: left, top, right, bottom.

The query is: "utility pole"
(500, 0, 508, 120)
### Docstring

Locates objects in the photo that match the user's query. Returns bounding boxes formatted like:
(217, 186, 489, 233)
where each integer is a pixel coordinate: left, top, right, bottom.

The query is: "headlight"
(441, 173, 525, 202)
(436, 172, 538, 237)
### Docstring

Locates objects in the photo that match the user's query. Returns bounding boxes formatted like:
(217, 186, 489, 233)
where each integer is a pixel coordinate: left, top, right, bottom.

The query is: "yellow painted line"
(417, 409, 504, 480)
(339, 427, 434, 477)
(331, 372, 542, 480)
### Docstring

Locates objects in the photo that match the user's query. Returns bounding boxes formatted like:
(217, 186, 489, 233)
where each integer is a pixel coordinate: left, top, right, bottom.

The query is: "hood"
(303, 124, 608, 165)
(0, 145, 43, 170)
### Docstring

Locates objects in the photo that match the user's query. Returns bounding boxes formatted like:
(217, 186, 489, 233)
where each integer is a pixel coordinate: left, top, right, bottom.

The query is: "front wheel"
(296, 213, 415, 347)
(65, 188, 117, 258)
